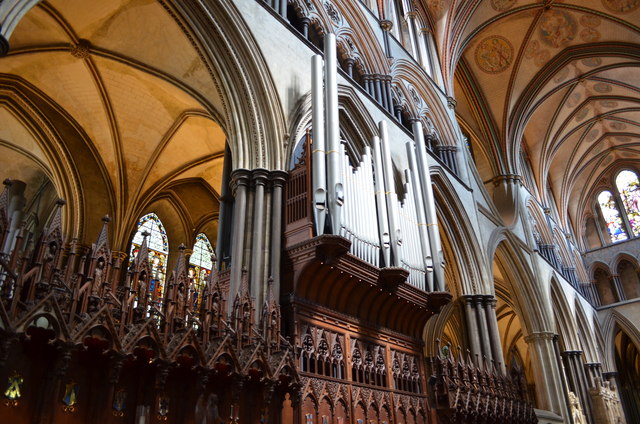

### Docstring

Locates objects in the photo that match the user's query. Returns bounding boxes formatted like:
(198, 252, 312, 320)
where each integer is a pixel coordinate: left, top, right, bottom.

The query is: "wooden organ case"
(281, 34, 451, 423)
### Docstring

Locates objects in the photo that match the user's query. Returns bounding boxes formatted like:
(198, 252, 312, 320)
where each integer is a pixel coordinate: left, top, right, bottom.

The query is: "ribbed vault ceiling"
(0, 0, 225, 246)
(438, 0, 640, 226)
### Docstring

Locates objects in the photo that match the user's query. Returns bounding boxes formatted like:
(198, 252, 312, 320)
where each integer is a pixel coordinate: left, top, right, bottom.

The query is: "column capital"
(446, 96, 457, 109)
(524, 331, 556, 343)
(251, 168, 270, 187)
(111, 250, 128, 262)
(461, 294, 477, 305)
(380, 19, 393, 32)
(269, 170, 288, 188)
(230, 169, 251, 194)
(483, 295, 497, 308)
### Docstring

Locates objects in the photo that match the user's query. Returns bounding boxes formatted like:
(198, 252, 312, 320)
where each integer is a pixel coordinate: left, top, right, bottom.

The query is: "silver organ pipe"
(372, 136, 391, 267)
(412, 120, 444, 291)
(339, 144, 381, 267)
(311, 55, 327, 236)
(406, 140, 434, 291)
(308, 43, 443, 292)
(379, 120, 402, 267)
(398, 169, 427, 290)
(324, 33, 343, 235)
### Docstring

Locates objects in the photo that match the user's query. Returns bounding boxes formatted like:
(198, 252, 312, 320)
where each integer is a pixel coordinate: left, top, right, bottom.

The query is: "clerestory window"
(596, 169, 640, 244)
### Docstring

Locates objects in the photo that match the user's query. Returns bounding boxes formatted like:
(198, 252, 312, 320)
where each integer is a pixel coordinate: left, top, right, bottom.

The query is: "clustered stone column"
(463, 295, 505, 373)
(363, 74, 394, 115)
(609, 274, 626, 303)
(525, 332, 570, 418)
(227, 168, 288, 319)
(562, 350, 594, 423)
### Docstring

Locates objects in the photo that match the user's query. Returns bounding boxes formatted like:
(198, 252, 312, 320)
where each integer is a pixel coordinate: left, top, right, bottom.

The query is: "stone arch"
(432, 171, 485, 295)
(391, 59, 460, 148)
(574, 299, 598, 364)
(591, 263, 617, 306)
(612, 253, 640, 300)
(286, 84, 379, 167)
(600, 311, 640, 372)
(550, 277, 580, 352)
(525, 197, 552, 246)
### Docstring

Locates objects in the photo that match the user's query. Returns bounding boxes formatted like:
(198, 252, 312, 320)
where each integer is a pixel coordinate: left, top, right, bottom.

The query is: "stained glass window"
(129, 213, 169, 302)
(597, 191, 627, 242)
(615, 170, 640, 237)
(189, 233, 214, 310)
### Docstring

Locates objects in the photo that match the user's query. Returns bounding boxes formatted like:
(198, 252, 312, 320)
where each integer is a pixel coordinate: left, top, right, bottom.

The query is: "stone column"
(269, 171, 288, 301)
(404, 11, 419, 58)
(553, 335, 576, 424)
(344, 58, 354, 79)
(562, 350, 594, 423)
(374, 74, 383, 106)
(380, 20, 392, 57)
(251, 169, 269, 319)
(524, 331, 570, 417)
(484, 295, 506, 373)
(462, 295, 481, 358)
(216, 144, 233, 269)
(610, 274, 626, 302)
(228, 169, 251, 315)
(473, 295, 493, 365)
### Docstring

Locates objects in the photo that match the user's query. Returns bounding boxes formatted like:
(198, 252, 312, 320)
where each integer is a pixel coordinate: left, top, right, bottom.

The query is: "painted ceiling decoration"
(429, 0, 640, 229)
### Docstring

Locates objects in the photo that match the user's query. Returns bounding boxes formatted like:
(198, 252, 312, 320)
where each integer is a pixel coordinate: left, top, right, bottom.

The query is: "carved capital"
(523, 331, 556, 344)
(269, 170, 289, 188)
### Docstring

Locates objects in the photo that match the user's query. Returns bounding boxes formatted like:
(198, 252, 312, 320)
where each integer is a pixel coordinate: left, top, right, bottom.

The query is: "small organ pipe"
(311, 54, 327, 235)
(413, 120, 444, 291)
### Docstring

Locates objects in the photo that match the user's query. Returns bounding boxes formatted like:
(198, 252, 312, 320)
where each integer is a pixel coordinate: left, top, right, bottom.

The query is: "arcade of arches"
(0, 0, 639, 423)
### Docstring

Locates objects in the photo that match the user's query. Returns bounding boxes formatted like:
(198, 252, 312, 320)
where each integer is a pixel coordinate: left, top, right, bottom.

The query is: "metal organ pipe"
(379, 120, 402, 267)
(412, 120, 444, 291)
(406, 140, 434, 292)
(398, 170, 426, 289)
(311, 54, 327, 236)
(324, 33, 343, 235)
(372, 136, 391, 267)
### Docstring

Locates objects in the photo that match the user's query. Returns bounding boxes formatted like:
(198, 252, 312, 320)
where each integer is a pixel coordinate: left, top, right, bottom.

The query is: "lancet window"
(189, 233, 214, 309)
(615, 170, 640, 236)
(595, 169, 640, 244)
(129, 213, 169, 302)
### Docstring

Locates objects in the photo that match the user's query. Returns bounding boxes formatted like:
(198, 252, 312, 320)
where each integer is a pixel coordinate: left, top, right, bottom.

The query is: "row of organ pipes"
(311, 34, 444, 292)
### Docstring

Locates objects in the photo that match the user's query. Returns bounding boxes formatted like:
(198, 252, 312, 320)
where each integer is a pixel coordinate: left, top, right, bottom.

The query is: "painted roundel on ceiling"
(475, 36, 513, 73)
(491, 0, 516, 11)
(539, 10, 577, 48)
(602, 0, 639, 13)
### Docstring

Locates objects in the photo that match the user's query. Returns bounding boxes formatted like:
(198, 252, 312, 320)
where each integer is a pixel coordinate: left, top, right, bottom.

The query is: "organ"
(309, 33, 444, 293)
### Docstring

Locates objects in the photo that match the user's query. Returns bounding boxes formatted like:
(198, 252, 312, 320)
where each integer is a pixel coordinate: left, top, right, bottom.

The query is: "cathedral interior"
(0, 0, 639, 423)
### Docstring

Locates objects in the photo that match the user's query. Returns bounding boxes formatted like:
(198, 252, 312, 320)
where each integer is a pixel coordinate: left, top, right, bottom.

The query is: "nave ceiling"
(432, 0, 640, 230)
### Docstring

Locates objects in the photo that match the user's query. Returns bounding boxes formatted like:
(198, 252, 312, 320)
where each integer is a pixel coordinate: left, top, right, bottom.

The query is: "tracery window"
(189, 233, 214, 310)
(129, 213, 169, 302)
(615, 170, 640, 236)
(597, 190, 627, 242)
